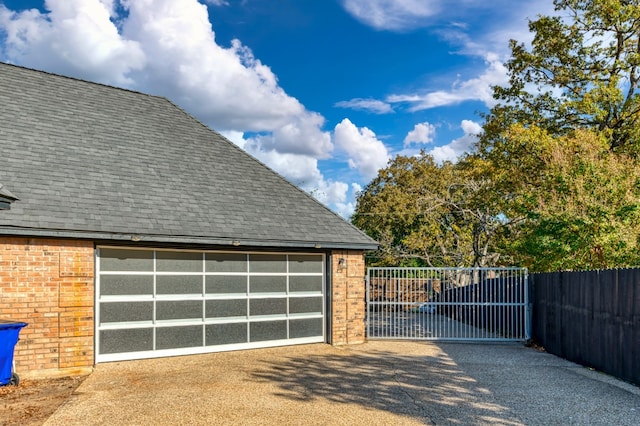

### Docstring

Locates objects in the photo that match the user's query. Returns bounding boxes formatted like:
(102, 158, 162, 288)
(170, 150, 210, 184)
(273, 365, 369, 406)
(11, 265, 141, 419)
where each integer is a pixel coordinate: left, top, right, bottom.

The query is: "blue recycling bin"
(0, 320, 27, 386)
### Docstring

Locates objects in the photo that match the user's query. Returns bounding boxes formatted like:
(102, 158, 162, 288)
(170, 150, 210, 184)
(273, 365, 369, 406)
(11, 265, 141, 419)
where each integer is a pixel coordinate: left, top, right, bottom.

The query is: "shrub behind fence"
(531, 269, 640, 386)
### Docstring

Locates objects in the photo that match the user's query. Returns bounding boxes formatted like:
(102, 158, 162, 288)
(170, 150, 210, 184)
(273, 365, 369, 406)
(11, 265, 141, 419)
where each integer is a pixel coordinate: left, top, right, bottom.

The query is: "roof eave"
(0, 227, 379, 251)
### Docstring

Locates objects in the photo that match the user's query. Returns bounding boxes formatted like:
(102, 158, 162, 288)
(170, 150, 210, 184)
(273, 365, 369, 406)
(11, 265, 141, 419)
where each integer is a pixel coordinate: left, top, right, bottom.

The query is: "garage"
(96, 247, 325, 362)
(2, 63, 377, 376)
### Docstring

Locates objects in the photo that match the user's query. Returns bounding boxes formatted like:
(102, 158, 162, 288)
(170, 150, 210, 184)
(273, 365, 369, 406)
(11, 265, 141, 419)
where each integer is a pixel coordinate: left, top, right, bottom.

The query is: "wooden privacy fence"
(531, 269, 640, 387)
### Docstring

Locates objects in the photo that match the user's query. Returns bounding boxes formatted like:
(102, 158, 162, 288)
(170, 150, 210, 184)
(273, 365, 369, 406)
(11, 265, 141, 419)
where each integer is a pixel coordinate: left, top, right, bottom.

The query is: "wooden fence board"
(531, 269, 640, 387)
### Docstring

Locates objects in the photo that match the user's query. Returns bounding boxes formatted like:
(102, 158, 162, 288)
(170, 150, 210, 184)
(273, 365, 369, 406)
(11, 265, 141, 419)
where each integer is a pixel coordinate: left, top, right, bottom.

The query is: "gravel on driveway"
(43, 341, 640, 425)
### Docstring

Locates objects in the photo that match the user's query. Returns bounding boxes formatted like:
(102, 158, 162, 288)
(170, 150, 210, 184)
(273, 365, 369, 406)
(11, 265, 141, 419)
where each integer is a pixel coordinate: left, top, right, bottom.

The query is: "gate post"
(525, 270, 532, 340)
(365, 268, 370, 339)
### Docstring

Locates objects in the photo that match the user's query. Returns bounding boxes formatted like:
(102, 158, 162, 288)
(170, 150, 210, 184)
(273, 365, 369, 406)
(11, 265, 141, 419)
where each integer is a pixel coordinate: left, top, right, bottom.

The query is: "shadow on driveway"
(251, 341, 640, 425)
(44, 341, 640, 425)
(251, 344, 521, 425)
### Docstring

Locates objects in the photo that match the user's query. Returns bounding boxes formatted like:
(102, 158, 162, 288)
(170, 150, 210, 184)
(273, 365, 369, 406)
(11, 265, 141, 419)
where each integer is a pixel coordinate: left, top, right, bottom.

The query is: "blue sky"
(0, 0, 555, 217)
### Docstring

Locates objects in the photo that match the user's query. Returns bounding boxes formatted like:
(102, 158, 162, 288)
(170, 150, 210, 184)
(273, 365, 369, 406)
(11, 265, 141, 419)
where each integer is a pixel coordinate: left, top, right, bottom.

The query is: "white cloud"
(244, 142, 318, 185)
(387, 54, 508, 110)
(339, 0, 553, 34)
(245, 113, 333, 158)
(428, 120, 482, 163)
(330, 182, 367, 219)
(218, 130, 247, 149)
(315, 181, 349, 205)
(334, 118, 390, 180)
(404, 122, 436, 146)
(120, 0, 309, 133)
(436, 2, 556, 59)
(0, 0, 146, 85)
(121, 0, 335, 159)
(333, 201, 356, 219)
(332, 182, 365, 219)
(335, 98, 394, 114)
(340, 0, 440, 31)
(217, 130, 352, 212)
(0, 0, 400, 217)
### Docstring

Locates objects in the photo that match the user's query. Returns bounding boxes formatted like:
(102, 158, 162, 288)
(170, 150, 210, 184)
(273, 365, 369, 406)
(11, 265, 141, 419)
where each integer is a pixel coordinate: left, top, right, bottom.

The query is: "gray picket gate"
(366, 267, 530, 341)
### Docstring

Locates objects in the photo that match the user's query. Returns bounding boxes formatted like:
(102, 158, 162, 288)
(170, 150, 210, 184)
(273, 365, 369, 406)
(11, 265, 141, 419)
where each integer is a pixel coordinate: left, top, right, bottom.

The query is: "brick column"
(0, 237, 94, 378)
(330, 250, 366, 345)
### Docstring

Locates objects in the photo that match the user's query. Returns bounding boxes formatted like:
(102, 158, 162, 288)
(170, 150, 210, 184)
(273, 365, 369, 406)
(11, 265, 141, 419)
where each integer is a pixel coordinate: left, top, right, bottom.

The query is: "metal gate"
(366, 267, 530, 341)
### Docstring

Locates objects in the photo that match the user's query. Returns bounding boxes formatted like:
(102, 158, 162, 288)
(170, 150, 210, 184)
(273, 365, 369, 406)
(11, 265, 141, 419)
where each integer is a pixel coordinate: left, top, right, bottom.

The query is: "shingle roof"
(0, 63, 377, 250)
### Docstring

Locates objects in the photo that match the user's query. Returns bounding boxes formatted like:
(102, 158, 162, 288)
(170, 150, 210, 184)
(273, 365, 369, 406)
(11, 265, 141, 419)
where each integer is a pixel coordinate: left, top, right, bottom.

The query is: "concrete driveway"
(44, 341, 639, 425)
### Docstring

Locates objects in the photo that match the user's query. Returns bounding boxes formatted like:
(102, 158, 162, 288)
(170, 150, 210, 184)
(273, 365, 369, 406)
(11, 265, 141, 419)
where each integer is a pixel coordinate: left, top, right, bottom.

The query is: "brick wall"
(0, 237, 94, 378)
(0, 239, 365, 376)
(330, 250, 366, 345)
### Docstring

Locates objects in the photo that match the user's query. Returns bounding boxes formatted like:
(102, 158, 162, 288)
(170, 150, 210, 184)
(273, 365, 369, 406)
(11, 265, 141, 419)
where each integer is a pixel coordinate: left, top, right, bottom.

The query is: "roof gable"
(0, 63, 377, 250)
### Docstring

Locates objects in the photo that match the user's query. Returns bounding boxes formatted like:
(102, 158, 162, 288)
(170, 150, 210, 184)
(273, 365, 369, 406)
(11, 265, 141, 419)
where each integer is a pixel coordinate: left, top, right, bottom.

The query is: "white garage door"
(96, 247, 325, 362)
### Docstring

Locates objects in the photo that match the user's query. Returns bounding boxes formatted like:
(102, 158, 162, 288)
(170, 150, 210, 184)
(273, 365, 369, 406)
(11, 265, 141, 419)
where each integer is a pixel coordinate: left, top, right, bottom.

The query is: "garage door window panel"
(288, 255, 323, 273)
(206, 323, 248, 346)
(250, 276, 286, 293)
(206, 275, 247, 294)
(289, 276, 322, 293)
(250, 320, 287, 342)
(156, 326, 203, 350)
(100, 301, 153, 324)
(206, 299, 247, 319)
(156, 275, 203, 295)
(250, 298, 287, 317)
(289, 297, 323, 315)
(206, 253, 247, 273)
(100, 249, 154, 272)
(100, 328, 153, 354)
(156, 300, 203, 321)
(290, 318, 323, 338)
(100, 275, 153, 296)
(156, 251, 203, 272)
(249, 254, 286, 273)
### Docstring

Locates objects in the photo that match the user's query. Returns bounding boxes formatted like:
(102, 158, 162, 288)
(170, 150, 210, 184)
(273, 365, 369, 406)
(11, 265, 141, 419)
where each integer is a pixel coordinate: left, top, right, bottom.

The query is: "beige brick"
(0, 237, 94, 374)
(330, 250, 366, 346)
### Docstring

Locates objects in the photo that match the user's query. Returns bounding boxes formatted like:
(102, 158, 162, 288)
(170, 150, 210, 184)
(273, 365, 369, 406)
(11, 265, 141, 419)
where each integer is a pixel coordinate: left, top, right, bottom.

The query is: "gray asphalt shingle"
(0, 63, 377, 249)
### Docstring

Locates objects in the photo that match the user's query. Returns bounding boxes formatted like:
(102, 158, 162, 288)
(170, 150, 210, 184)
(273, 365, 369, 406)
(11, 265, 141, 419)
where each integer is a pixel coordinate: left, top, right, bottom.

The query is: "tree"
(473, 0, 640, 271)
(483, 0, 640, 155)
(481, 125, 640, 271)
(352, 153, 510, 267)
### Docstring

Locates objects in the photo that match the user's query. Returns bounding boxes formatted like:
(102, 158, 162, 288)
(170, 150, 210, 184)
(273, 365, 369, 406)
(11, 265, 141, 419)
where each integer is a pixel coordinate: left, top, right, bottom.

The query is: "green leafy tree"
(352, 154, 510, 267)
(482, 125, 640, 271)
(474, 0, 640, 271)
(483, 0, 640, 154)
